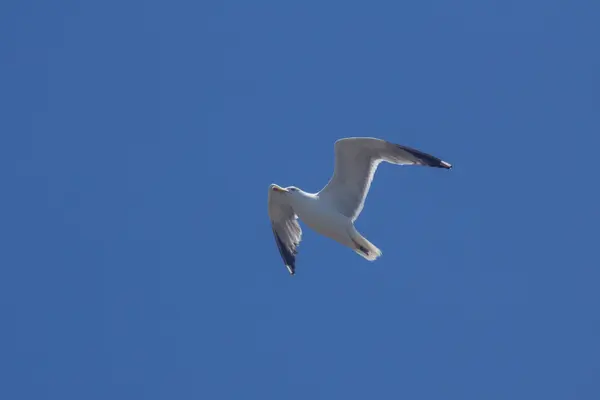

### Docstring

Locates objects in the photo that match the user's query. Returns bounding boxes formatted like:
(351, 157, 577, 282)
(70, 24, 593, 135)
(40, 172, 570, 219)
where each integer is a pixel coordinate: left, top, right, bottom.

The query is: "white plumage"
(268, 137, 452, 275)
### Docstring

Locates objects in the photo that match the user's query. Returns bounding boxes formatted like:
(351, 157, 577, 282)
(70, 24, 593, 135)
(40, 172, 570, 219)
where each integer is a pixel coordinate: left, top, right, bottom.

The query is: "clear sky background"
(1, 1, 599, 399)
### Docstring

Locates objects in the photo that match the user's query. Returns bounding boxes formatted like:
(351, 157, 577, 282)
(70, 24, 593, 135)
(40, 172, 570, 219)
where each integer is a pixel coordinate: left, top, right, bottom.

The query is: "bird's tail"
(348, 226, 382, 261)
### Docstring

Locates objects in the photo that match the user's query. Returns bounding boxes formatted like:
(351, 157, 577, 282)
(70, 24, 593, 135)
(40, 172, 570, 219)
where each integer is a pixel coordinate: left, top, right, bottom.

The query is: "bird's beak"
(272, 186, 288, 193)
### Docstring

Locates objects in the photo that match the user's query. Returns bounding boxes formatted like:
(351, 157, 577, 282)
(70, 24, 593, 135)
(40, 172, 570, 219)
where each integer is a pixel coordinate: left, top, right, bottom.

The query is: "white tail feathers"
(348, 227, 382, 261)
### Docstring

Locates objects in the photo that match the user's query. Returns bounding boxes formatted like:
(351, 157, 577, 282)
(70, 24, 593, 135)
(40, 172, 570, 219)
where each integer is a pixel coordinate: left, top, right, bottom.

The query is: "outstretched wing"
(318, 137, 452, 221)
(268, 188, 302, 275)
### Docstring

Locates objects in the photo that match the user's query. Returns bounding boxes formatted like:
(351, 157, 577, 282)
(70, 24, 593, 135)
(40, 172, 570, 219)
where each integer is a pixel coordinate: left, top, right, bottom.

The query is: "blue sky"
(1, 0, 599, 399)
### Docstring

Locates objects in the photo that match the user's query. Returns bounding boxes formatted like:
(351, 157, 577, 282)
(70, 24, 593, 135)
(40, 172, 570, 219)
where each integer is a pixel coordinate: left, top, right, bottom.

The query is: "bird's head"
(270, 184, 301, 195)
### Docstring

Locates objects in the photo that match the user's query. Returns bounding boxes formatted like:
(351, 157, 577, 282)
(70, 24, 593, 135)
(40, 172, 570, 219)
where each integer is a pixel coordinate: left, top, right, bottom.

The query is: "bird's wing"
(318, 137, 452, 220)
(268, 188, 303, 275)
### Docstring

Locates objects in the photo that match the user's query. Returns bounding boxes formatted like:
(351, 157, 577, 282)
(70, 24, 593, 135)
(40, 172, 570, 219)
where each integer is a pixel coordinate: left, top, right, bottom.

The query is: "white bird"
(268, 137, 452, 275)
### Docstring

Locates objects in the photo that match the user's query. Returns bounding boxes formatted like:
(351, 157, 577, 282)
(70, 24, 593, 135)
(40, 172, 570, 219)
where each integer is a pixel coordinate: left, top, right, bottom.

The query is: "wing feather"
(318, 137, 451, 220)
(268, 188, 302, 275)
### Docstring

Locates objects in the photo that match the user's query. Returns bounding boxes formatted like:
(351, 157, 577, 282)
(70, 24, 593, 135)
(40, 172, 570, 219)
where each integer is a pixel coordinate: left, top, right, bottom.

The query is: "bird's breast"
(293, 197, 349, 239)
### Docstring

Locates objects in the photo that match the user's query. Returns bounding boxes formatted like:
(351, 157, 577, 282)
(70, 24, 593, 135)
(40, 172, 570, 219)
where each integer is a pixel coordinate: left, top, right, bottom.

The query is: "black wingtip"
(273, 228, 297, 275)
(396, 144, 452, 170)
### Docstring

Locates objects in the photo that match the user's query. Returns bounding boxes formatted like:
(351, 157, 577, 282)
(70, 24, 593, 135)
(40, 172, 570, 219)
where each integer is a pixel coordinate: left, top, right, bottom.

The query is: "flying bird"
(268, 137, 452, 275)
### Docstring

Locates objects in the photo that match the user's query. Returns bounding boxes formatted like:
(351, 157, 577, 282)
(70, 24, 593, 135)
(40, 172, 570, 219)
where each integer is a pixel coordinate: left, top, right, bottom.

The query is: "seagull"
(268, 137, 452, 275)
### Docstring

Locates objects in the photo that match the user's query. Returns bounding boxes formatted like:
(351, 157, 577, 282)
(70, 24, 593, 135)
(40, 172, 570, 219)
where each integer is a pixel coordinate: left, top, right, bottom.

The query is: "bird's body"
(285, 190, 357, 252)
(289, 191, 344, 240)
(268, 137, 452, 275)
